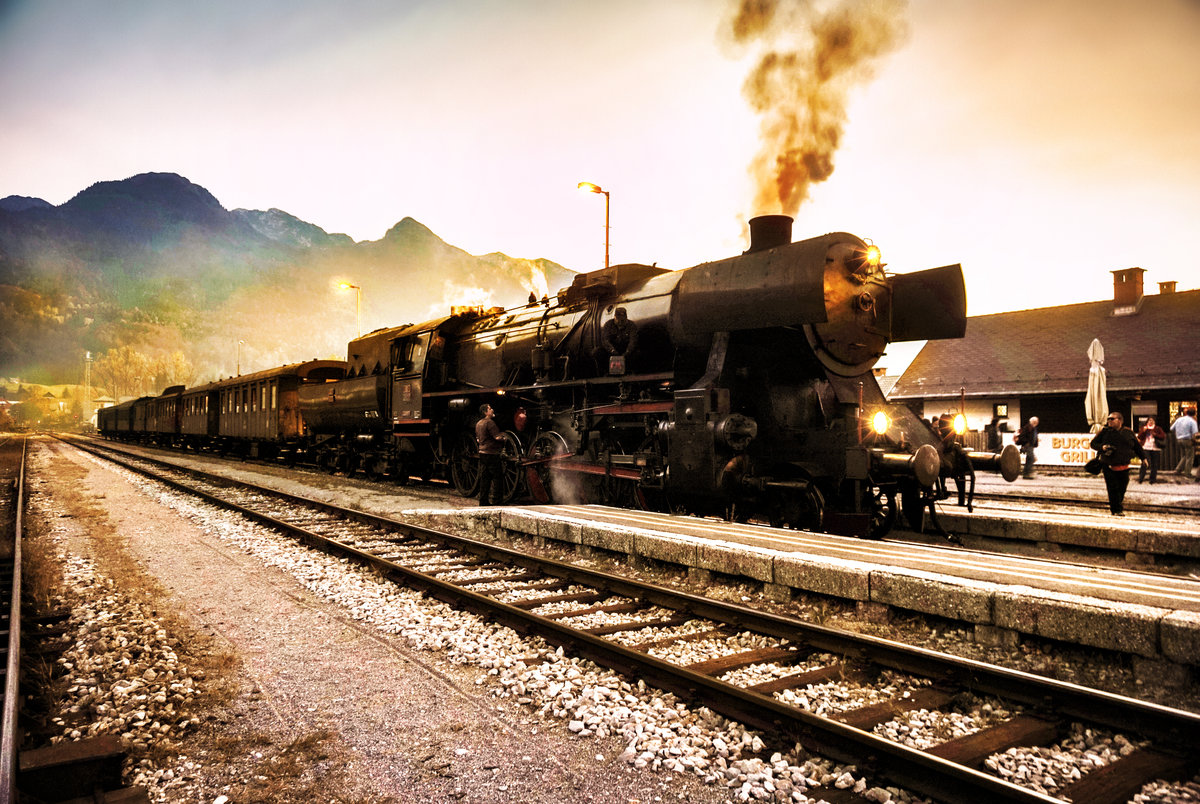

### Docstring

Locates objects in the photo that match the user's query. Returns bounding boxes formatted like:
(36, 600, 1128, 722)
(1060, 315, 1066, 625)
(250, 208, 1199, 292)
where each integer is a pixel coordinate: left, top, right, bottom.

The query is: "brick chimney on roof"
(1159, 281, 1177, 294)
(1111, 267, 1145, 315)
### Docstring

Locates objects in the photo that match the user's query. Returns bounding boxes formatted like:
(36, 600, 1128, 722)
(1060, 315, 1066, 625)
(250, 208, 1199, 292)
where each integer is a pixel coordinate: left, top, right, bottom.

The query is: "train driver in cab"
(599, 306, 638, 375)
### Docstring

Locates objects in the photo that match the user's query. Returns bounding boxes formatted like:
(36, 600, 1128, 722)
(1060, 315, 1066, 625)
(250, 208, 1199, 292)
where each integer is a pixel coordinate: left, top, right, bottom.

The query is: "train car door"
(391, 331, 432, 424)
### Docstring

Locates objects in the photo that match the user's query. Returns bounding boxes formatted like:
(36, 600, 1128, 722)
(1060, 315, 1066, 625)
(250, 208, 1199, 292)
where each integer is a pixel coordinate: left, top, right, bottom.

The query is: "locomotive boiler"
(298, 215, 1020, 537)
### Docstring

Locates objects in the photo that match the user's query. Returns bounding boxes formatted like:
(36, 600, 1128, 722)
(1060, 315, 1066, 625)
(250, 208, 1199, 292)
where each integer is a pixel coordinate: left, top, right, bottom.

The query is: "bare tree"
(93, 346, 153, 400)
(153, 350, 195, 388)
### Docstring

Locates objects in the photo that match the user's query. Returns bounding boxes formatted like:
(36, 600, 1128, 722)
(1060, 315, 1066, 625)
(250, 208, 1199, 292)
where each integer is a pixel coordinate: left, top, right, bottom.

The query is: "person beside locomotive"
(1090, 412, 1145, 516)
(1137, 416, 1166, 484)
(1015, 416, 1039, 479)
(475, 404, 504, 506)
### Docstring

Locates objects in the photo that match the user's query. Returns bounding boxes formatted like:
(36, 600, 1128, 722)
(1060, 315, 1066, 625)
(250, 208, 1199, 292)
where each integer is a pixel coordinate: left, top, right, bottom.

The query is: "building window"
(993, 403, 1008, 418)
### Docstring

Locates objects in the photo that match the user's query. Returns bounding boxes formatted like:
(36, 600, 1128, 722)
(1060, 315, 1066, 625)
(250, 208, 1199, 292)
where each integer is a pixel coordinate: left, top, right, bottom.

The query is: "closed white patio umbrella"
(1085, 338, 1108, 433)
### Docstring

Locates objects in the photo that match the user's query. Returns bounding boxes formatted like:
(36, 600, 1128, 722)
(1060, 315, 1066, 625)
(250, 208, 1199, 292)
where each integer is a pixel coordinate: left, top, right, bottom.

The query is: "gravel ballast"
(23, 438, 1200, 803)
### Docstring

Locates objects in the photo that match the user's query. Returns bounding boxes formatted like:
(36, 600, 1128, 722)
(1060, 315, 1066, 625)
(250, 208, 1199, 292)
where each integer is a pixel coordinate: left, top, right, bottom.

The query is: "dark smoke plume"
(728, 0, 909, 216)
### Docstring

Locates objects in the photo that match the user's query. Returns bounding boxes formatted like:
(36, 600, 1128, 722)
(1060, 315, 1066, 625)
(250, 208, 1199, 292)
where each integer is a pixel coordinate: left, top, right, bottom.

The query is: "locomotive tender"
(99, 216, 1019, 537)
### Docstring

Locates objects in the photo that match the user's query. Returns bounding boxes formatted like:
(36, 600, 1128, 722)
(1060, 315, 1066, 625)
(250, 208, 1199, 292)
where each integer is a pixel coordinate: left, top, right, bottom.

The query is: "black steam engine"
(292, 215, 1019, 537)
(100, 215, 1019, 537)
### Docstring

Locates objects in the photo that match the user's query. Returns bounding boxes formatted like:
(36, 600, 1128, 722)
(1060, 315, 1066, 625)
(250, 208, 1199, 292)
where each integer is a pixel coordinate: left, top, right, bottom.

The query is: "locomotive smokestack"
(745, 214, 793, 253)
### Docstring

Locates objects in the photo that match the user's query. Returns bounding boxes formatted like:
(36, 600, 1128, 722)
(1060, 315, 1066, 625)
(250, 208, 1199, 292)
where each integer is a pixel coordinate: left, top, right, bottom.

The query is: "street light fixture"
(339, 282, 362, 337)
(577, 181, 610, 269)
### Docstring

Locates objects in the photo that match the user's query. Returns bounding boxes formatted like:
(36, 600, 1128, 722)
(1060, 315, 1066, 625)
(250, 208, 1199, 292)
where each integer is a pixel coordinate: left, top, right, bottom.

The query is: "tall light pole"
(339, 282, 362, 337)
(237, 339, 245, 376)
(577, 181, 610, 269)
(84, 350, 92, 424)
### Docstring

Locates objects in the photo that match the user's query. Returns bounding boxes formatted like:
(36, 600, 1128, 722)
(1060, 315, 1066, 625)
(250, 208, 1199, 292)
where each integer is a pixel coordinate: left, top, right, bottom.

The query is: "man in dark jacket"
(475, 404, 504, 505)
(1090, 412, 1145, 516)
(1015, 416, 1039, 478)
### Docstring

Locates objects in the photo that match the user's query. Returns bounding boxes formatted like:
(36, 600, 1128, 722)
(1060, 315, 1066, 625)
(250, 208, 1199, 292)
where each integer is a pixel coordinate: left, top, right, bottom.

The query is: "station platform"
(404, 498, 1200, 682)
(914, 470, 1200, 562)
(972, 466, 1200, 509)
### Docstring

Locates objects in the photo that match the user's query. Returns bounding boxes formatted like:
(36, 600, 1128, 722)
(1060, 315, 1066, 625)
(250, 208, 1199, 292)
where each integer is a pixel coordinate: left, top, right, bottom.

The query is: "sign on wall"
(1002, 432, 1097, 467)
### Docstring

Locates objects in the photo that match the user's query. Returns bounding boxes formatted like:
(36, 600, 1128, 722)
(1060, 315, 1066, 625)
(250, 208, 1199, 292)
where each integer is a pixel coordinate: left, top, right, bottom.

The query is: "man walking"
(1171, 407, 1198, 477)
(1090, 412, 1145, 516)
(475, 404, 504, 505)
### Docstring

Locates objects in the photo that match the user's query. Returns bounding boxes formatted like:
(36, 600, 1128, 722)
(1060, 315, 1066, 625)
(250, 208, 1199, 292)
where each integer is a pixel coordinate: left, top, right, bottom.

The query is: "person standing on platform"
(1137, 416, 1166, 484)
(1015, 416, 1039, 478)
(1171, 408, 1198, 477)
(985, 416, 1002, 452)
(475, 404, 504, 506)
(1091, 412, 1145, 516)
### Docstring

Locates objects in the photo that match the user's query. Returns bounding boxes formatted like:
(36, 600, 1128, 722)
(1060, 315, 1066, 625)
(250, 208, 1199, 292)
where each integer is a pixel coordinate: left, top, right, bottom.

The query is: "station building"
(889, 268, 1200, 464)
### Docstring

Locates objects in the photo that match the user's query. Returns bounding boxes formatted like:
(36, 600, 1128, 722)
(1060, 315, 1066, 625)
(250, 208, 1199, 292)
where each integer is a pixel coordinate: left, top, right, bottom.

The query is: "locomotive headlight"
(871, 411, 890, 435)
(865, 245, 882, 268)
(953, 413, 967, 435)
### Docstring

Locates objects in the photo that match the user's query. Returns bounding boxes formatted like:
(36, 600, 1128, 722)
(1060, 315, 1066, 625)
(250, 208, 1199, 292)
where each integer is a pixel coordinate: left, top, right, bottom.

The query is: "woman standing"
(1090, 412, 1145, 516)
(1137, 416, 1166, 484)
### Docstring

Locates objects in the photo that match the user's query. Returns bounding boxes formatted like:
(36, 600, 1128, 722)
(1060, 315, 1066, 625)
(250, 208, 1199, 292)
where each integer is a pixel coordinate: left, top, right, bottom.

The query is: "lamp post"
(577, 181, 610, 269)
(84, 350, 92, 425)
(339, 282, 362, 337)
(237, 339, 245, 376)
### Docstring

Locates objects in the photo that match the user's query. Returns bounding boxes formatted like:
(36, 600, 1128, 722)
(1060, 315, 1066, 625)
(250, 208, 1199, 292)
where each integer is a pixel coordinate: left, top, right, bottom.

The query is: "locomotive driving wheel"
(496, 431, 524, 504)
(597, 436, 643, 508)
(449, 430, 481, 497)
(768, 483, 824, 531)
(867, 485, 898, 539)
(525, 431, 569, 503)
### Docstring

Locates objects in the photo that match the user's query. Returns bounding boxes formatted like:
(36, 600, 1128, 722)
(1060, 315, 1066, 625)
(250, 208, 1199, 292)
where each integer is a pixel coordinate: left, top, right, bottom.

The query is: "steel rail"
(1, 435, 26, 804)
(73, 439, 1200, 803)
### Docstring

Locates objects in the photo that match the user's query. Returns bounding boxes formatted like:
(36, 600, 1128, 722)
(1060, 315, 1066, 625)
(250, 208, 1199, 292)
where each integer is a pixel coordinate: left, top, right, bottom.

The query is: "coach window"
(271, 384, 277, 410)
(261, 384, 268, 411)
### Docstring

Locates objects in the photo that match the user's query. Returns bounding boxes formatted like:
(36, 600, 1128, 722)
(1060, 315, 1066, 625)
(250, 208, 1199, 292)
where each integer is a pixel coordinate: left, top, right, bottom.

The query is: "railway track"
(72, 437, 1200, 804)
(0, 434, 24, 804)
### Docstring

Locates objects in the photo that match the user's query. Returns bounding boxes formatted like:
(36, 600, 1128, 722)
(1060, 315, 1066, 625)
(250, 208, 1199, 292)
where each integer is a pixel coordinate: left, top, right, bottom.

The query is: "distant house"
(889, 268, 1200, 438)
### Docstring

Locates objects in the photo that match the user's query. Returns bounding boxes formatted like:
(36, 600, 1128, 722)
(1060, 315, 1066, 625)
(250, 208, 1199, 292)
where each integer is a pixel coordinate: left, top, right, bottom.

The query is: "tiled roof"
(890, 288, 1200, 399)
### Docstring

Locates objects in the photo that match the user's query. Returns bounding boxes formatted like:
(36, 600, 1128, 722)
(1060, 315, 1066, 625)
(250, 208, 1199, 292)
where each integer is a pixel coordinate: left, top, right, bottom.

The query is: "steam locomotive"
(99, 215, 1019, 537)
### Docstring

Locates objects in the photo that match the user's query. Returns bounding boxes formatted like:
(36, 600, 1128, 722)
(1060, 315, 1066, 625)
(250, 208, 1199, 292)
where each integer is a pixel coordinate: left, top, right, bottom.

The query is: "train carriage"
(130, 396, 153, 440)
(215, 360, 345, 458)
(180, 382, 220, 449)
(96, 399, 128, 438)
(145, 385, 184, 446)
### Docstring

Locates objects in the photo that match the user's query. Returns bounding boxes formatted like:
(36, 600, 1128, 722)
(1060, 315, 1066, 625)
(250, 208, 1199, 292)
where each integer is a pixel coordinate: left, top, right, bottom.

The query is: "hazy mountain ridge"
(0, 172, 574, 386)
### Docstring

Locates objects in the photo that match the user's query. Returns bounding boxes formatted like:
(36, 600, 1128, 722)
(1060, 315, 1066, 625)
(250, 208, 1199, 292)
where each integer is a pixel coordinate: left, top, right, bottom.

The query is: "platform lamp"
(577, 181, 610, 269)
(339, 282, 362, 337)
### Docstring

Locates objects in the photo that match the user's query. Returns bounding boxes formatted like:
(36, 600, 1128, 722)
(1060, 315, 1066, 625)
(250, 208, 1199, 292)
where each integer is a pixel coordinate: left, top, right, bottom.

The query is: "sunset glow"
(2, 0, 1197, 355)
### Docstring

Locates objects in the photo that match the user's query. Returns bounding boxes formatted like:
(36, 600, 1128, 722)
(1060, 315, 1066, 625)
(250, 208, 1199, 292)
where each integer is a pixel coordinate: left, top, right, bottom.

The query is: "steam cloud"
(729, 0, 909, 216)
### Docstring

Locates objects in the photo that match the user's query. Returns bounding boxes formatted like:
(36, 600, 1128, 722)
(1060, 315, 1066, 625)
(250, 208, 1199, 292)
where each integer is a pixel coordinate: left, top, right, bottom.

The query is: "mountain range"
(0, 172, 574, 388)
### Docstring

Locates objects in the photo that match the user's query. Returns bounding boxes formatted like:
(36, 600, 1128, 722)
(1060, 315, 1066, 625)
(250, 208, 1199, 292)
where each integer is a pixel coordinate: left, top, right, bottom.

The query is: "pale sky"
(3, 0, 1198, 372)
